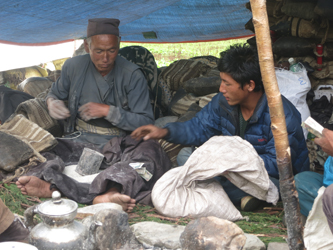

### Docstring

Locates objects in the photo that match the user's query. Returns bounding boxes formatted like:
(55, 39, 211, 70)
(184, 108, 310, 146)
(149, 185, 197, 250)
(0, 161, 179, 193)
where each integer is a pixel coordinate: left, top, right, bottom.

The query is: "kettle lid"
(38, 191, 78, 216)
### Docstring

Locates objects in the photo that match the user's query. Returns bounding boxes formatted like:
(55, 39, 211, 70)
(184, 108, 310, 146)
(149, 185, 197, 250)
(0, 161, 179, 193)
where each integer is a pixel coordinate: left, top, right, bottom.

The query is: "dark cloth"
(17, 136, 172, 206)
(165, 92, 310, 179)
(87, 18, 120, 37)
(322, 183, 333, 234)
(118, 46, 164, 119)
(0, 86, 34, 124)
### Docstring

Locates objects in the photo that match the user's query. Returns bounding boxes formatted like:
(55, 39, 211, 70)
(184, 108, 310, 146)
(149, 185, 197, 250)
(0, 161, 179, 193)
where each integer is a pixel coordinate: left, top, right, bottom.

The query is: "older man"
(46, 18, 154, 146)
(16, 18, 157, 212)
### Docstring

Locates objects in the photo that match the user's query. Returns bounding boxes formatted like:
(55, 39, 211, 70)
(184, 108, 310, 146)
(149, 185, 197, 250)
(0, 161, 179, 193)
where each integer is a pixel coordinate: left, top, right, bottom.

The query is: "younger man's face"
(219, 72, 249, 106)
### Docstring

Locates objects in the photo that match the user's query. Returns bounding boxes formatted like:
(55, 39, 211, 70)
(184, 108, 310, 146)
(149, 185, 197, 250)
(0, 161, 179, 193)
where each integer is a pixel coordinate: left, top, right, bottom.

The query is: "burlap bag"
(15, 98, 63, 137)
(17, 77, 53, 98)
(0, 114, 57, 155)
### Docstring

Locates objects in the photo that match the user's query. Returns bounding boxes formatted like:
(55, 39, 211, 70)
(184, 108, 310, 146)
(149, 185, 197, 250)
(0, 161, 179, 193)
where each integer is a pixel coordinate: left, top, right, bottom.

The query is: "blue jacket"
(165, 92, 309, 179)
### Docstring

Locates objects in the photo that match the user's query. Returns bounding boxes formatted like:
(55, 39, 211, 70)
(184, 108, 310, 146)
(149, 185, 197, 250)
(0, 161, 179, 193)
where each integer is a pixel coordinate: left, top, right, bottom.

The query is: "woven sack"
(273, 36, 315, 57)
(159, 59, 211, 91)
(15, 98, 63, 137)
(183, 76, 220, 96)
(281, 1, 319, 20)
(17, 77, 53, 98)
(158, 139, 185, 168)
(0, 114, 57, 153)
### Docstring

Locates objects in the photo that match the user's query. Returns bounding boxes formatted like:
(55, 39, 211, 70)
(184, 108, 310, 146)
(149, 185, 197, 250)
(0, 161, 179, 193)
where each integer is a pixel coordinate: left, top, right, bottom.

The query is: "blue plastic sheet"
(0, 0, 253, 45)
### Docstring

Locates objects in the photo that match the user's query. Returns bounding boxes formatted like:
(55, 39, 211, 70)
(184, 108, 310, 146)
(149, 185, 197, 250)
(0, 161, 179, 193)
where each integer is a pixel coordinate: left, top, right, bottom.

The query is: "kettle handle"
(24, 205, 38, 230)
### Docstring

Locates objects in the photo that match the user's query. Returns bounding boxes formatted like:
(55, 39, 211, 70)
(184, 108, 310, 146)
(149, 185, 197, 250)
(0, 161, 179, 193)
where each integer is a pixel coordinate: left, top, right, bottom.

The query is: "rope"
(1, 156, 40, 184)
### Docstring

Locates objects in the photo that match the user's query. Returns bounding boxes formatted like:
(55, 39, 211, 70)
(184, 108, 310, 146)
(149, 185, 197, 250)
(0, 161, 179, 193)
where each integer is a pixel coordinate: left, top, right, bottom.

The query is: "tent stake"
(249, 0, 305, 249)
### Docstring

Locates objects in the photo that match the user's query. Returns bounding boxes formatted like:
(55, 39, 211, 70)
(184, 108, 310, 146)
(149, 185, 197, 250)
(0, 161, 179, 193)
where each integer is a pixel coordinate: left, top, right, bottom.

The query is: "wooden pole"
(249, 0, 305, 249)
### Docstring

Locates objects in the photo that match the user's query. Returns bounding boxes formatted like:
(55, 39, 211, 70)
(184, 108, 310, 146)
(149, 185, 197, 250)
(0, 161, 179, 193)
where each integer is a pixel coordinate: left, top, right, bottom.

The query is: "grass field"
(121, 38, 248, 67)
(0, 38, 289, 247)
(0, 181, 286, 247)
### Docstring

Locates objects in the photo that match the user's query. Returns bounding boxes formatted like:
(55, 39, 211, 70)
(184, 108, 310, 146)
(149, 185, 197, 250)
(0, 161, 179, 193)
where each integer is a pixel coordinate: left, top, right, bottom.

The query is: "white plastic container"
(0, 241, 38, 249)
(314, 85, 333, 102)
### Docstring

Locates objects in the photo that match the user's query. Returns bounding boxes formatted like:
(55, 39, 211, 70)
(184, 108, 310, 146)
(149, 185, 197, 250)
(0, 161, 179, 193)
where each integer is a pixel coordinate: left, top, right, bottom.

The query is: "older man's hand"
(78, 102, 110, 121)
(47, 98, 70, 120)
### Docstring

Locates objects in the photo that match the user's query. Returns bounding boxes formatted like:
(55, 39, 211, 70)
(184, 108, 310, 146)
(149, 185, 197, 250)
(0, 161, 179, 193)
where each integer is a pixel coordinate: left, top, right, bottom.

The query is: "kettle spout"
(23, 205, 38, 231)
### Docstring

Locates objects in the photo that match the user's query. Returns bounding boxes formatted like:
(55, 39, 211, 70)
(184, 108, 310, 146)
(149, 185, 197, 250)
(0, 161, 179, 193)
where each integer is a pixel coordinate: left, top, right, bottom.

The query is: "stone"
(78, 203, 123, 214)
(88, 209, 144, 250)
(243, 234, 266, 250)
(180, 216, 246, 250)
(267, 242, 289, 250)
(131, 221, 185, 249)
(76, 147, 104, 176)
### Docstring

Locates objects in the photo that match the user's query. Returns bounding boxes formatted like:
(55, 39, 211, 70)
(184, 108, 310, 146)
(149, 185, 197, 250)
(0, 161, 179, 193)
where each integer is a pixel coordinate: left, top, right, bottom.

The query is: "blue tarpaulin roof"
(0, 0, 253, 45)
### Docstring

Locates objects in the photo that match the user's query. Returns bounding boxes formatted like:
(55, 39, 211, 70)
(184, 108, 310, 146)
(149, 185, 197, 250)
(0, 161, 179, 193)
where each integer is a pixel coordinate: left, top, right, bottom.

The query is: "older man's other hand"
(79, 102, 109, 121)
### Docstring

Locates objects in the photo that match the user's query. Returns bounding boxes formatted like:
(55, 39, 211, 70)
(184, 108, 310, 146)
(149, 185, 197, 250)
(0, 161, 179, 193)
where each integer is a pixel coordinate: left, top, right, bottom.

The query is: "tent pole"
(249, 0, 304, 249)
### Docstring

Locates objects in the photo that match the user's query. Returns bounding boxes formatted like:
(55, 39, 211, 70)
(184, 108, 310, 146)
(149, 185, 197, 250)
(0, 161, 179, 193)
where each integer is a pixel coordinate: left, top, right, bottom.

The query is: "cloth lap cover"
(152, 136, 279, 221)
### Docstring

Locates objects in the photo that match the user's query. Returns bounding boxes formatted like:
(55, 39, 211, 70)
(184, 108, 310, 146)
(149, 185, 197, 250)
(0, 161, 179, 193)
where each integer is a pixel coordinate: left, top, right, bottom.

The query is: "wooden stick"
(249, 0, 305, 249)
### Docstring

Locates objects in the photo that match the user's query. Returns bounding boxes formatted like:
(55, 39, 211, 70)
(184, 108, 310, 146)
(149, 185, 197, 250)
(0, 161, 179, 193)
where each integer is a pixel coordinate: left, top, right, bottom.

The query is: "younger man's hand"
(131, 125, 168, 141)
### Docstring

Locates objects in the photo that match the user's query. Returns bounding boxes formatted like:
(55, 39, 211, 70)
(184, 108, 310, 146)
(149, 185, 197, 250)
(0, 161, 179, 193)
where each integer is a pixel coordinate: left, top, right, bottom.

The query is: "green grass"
(0, 182, 286, 246)
(121, 39, 247, 67)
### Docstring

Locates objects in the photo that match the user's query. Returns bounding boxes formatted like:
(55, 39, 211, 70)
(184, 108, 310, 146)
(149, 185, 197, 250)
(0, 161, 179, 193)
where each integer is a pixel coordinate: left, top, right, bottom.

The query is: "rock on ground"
(180, 216, 246, 250)
(267, 242, 289, 250)
(131, 221, 185, 249)
(243, 234, 266, 250)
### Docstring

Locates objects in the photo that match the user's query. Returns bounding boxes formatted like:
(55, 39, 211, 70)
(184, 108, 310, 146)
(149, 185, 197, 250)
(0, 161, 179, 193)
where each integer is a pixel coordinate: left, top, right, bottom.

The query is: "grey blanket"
(14, 136, 172, 206)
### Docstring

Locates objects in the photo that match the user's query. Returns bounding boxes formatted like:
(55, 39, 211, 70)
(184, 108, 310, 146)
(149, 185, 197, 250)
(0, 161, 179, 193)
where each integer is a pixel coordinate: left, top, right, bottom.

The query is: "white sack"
(275, 66, 311, 138)
(304, 186, 333, 250)
(152, 136, 279, 221)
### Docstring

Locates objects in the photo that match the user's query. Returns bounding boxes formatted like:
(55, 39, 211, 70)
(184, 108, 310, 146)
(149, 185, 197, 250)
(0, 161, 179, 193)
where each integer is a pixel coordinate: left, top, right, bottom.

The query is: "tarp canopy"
(0, 0, 253, 45)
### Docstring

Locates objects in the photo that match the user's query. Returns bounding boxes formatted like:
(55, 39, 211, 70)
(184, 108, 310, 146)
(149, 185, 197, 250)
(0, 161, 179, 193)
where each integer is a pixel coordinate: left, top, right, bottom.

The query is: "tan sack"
(152, 136, 279, 221)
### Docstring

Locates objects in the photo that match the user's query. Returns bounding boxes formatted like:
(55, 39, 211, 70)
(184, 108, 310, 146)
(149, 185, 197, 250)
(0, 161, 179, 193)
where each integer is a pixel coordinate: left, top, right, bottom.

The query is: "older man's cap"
(87, 18, 120, 38)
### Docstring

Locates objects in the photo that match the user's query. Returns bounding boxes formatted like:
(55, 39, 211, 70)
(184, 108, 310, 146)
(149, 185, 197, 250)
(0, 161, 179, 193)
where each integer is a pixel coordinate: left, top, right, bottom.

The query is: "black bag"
(0, 131, 34, 172)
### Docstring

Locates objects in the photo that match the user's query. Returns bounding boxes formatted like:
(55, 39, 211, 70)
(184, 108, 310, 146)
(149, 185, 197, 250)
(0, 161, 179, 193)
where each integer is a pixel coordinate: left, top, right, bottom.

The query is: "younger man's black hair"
(217, 44, 264, 92)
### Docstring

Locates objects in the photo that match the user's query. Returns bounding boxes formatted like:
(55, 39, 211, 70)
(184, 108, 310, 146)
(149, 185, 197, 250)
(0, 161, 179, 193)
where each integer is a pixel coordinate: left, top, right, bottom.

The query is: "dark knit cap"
(87, 18, 120, 38)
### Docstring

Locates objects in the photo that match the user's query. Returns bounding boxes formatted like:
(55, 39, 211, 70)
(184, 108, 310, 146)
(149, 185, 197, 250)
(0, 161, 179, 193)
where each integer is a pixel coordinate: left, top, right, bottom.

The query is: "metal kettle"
(24, 191, 101, 250)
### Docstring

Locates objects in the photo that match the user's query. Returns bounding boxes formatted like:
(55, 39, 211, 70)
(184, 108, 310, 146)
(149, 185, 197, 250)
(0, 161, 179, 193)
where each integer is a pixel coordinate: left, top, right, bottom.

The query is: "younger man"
(132, 44, 309, 210)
